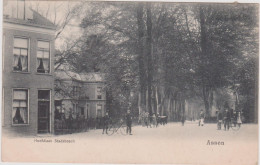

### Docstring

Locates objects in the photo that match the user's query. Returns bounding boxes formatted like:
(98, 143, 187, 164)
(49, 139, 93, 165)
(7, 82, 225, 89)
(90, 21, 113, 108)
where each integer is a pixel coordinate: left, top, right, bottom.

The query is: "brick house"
(2, 0, 56, 135)
(54, 65, 106, 121)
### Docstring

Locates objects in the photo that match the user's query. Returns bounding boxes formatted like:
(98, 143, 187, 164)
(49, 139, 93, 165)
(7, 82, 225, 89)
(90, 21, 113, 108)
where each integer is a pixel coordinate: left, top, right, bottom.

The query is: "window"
(73, 104, 78, 113)
(72, 86, 80, 97)
(13, 38, 28, 72)
(97, 87, 102, 99)
(81, 107, 84, 116)
(96, 104, 102, 118)
(12, 89, 28, 125)
(37, 41, 50, 73)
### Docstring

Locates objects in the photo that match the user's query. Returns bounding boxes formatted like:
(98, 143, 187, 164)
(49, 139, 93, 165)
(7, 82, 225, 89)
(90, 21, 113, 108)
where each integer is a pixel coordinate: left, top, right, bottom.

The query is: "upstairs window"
(13, 38, 28, 72)
(12, 89, 28, 125)
(37, 41, 50, 73)
(97, 87, 102, 99)
(72, 86, 80, 98)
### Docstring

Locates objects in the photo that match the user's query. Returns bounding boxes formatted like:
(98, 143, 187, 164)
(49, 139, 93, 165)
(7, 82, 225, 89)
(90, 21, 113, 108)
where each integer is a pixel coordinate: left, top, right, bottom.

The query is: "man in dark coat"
(224, 109, 231, 131)
(126, 110, 133, 135)
(102, 112, 110, 134)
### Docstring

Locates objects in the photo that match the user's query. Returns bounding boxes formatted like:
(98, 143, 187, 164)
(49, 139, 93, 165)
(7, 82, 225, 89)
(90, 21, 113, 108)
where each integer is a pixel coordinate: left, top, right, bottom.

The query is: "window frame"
(12, 88, 29, 126)
(13, 36, 30, 73)
(96, 87, 102, 100)
(96, 103, 102, 118)
(36, 39, 51, 74)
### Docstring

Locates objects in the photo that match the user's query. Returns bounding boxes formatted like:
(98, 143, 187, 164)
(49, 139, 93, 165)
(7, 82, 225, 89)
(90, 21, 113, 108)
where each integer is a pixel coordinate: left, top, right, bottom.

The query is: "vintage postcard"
(1, 0, 259, 165)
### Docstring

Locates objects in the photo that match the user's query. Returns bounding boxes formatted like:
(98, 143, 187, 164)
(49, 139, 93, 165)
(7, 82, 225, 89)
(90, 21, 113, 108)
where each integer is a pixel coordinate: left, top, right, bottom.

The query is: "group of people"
(198, 108, 242, 131)
(102, 110, 133, 135)
(216, 109, 242, 131)
(139, 112, 160, 128)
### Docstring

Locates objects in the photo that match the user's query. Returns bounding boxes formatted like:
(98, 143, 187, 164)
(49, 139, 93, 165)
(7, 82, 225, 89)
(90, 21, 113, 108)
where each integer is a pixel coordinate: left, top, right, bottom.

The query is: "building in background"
(54, 65, 106, 121)
(2, 0, 56, 135)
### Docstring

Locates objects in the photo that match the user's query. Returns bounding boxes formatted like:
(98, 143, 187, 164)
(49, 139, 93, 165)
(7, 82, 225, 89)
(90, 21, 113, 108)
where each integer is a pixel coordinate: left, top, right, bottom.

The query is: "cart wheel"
(120, 125, 127, 136)
(231, 122, 240, 131)
(107, 124, 114, 136)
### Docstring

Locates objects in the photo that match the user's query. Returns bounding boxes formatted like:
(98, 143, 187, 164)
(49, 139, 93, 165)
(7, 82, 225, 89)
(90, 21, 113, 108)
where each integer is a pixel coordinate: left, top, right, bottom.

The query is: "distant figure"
(237, 111, 242, 128)
(152, 113, 157, 127)
(216, 110, 223, 130)
(102, 112, 110, 134)
(224, 109, 231, 131)
(198, 109, 205, 126)
(144, 112, 150, 128)
(126, 110, 133, 135)
(181, 114, 185, 126)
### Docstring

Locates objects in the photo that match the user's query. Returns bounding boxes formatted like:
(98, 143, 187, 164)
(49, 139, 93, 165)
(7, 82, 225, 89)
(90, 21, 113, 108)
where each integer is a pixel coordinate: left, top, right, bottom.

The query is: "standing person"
(216, 110, 223, 130)
(224, 108, 231, 131)
(181, 114, 185, 126)
(145, 112, 149, 128)
(102, 112, 110, 134)
(237, 111, 242, 128)
(126, 110, 133, 135)
(198, 109, 205, 126)
(152, 113, 157, 127)
(68, 111, 73, 134)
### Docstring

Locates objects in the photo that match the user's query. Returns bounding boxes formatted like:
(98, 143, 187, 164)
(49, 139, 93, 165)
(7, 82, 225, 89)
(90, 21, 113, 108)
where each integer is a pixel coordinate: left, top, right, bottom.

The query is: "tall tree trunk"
(199, 6, 212, 117)
(138, 91, 141, 115)
(156, 86, 159, 114)
(136, 3, 147, 112)
(146, 2, 153, 116)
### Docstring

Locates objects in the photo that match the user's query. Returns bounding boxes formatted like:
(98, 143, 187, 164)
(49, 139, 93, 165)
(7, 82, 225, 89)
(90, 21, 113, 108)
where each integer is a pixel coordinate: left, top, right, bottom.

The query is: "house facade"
(2, 0, 56, 135)
(54, 66, 106, 121)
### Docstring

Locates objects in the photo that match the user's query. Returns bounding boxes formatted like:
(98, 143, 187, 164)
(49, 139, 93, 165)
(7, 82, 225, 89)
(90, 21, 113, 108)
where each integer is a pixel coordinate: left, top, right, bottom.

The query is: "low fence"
(54, 117, 141, 135)
(54, 118, 103, 135)
(54, 116, 169, 135)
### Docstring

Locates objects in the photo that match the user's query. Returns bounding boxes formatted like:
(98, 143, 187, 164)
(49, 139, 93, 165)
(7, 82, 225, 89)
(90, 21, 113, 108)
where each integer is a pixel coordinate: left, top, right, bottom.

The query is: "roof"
(3, 2, 56, 30)
(55, 64, 105, 82)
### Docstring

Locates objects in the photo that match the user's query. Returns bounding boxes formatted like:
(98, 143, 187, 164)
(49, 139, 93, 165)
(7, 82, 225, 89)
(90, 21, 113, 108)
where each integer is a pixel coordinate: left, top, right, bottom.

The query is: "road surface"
(2, 122, 258, 165)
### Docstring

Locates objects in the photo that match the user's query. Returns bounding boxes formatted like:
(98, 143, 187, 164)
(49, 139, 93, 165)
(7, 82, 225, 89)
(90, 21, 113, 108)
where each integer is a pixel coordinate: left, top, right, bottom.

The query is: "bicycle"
(107, 119, 127, 136)
(229, 118, 241, 131)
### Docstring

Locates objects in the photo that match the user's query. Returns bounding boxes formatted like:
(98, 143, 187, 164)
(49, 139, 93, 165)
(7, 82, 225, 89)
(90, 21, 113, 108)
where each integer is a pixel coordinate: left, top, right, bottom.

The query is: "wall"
(2, 26, 55, 135)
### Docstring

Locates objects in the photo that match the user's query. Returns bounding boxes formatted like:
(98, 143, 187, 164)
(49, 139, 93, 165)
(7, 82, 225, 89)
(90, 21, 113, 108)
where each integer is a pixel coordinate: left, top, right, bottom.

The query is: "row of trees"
(55, 2, 258, 122)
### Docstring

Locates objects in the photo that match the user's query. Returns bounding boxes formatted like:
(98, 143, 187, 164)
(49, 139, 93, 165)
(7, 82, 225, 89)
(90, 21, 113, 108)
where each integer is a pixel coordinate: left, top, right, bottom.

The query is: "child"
(237, 111, 242, 128)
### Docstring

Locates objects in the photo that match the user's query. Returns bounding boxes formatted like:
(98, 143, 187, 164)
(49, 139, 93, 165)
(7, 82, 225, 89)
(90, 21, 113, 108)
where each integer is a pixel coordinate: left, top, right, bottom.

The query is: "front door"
(38, 90, 50, 133)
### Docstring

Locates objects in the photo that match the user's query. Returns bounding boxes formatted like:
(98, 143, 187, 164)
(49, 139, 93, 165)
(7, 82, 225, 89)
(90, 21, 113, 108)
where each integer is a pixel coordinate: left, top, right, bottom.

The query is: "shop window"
(37, 41, 50, 73)
(12, 89, 28, 125)
(13, 38, 28, 72)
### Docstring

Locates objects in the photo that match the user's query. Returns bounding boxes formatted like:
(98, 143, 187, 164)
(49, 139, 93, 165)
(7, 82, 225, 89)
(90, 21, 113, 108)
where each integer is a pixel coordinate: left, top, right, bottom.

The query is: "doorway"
(38, 90, 50, 133)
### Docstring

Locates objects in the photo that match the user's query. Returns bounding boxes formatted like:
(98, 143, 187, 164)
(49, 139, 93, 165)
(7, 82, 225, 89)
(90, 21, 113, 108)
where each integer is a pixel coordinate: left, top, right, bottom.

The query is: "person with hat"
(102, 112, 110, 134)
(224, 108, 231, 131)
(126, 110, 133, 135)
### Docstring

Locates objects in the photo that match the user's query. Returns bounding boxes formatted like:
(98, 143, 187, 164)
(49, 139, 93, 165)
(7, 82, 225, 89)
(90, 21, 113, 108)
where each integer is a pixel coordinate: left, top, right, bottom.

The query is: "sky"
(28, 0, 85, 50)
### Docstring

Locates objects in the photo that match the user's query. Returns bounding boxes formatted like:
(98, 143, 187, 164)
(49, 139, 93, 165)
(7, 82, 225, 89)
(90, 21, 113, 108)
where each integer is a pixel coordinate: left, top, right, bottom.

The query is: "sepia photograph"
(1, 0, 259, 164)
